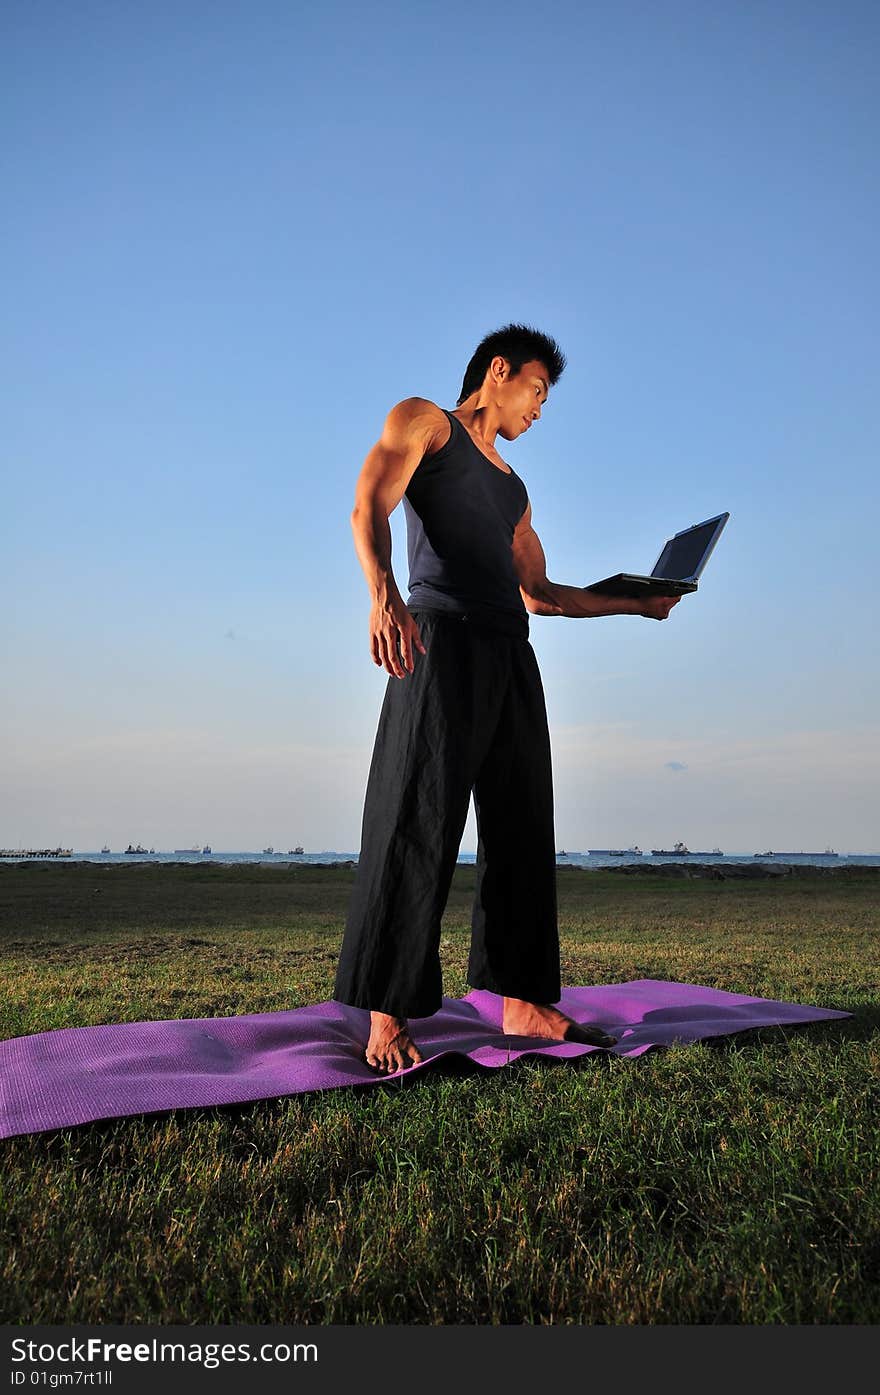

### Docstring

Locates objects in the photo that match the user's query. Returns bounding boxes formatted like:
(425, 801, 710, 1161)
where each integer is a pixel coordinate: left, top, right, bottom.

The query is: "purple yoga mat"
(0, 979, 849, 1139)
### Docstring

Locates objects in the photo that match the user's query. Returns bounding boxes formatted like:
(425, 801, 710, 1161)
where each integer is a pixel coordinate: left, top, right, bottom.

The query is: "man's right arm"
(351, 397, 448, 678)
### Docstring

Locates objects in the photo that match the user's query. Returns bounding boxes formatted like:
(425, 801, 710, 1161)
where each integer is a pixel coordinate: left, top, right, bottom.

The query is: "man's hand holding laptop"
(640, 595, 681, 620)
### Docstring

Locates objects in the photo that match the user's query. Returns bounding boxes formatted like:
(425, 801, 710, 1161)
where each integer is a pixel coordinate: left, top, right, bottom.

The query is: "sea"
(9, 849, 880, 868)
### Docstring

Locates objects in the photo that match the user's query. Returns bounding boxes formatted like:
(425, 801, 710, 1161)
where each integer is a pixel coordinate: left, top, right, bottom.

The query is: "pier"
(0, 847, 73, 859)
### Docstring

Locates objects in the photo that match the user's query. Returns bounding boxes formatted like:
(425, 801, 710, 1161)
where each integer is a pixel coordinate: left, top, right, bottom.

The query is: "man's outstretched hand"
(370, 595, 426, 678)
(640, 595, 682, 621)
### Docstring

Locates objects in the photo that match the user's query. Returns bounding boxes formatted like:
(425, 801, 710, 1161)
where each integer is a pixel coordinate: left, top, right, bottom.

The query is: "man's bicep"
(353, 400, 441, 515)
(512, 506, 550, 591)
(353, 441, 415, 516)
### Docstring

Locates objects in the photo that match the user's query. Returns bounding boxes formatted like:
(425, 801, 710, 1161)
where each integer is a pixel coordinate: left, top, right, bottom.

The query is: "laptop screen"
(651, 513, 729, 581)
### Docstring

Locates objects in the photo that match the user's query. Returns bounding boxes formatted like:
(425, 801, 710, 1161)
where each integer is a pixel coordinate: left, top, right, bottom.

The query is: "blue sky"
(3, 0, 878, 853)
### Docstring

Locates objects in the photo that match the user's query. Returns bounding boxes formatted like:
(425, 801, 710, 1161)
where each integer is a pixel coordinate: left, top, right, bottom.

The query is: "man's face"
(495, 357, 550, 441)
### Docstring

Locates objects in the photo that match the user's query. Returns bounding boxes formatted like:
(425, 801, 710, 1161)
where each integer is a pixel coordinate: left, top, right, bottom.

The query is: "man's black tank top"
(404, 409, 530, 638)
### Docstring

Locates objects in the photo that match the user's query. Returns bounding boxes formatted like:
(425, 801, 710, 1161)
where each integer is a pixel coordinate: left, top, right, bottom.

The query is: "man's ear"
(490, 354, 508, 383)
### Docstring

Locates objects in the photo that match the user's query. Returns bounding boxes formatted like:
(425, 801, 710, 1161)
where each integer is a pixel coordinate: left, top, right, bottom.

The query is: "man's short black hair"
(457, 323, 566, 405)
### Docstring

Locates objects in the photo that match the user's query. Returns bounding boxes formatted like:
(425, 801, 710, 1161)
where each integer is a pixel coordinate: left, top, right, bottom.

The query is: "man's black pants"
(334, 611, 561, 1018)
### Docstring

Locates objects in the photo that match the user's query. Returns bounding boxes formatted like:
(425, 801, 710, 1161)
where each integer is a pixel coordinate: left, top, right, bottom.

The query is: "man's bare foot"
(502, 997, 617, 1048)
(365, 1012, 424, 1074)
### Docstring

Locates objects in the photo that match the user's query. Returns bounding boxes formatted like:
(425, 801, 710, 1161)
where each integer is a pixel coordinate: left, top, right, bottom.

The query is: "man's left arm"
(512, 502, 681, 622)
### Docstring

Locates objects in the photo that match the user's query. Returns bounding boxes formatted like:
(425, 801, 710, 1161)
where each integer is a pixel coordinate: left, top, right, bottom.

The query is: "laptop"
(586, 512, 730, 598)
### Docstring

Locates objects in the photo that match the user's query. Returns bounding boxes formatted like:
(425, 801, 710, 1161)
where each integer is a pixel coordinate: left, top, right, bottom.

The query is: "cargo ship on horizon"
(587, 846, 643, 856)
(754, 849, 838, 858)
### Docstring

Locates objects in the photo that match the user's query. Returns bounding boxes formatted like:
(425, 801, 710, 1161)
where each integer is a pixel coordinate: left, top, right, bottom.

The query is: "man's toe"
(564, 1022, 617, 1048)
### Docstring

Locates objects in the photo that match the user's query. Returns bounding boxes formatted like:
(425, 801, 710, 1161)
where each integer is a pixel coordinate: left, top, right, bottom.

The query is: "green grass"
(1, 863, 878, 1324)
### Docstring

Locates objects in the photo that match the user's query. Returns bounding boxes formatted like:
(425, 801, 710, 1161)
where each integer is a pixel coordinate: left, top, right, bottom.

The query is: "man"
(334, 324, 680, 1074)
